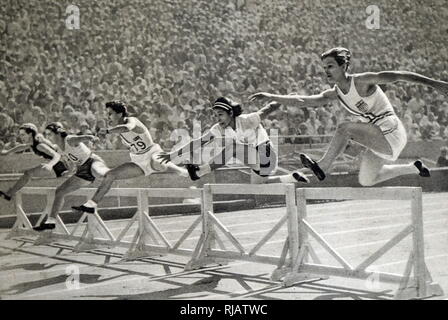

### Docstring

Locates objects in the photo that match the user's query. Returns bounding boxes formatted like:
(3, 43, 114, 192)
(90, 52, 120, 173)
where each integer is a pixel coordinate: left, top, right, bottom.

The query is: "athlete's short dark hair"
(45, 122, 68, 138)
(212, 97, 242, 117)
(105, 100, 128, 118)
(19, 123, 38, 138)
(321, 47, 351, 69)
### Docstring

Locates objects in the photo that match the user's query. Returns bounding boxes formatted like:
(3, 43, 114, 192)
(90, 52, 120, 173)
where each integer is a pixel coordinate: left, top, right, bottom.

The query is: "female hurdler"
(158, 97, 309, 184)
(72, 101, 189, 214)
(0, 123, 68, 203)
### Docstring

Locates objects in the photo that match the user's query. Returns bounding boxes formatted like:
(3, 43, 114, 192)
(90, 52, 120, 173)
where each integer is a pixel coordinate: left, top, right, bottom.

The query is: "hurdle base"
(283, 272, 329, 287)
(33, 232, 58, 246)
(6, 228, 37, 240)
(395, 282, 444, 300)
(184, 257, 229, 271)
(5, 229, 23, 240)
(73, 239, 113, 253)
(121, 249, 163, 262)
(271, 267, 291, 282)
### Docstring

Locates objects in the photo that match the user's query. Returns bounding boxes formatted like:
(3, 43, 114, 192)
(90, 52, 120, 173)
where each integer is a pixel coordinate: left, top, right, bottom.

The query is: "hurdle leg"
(281, 188, 328, 286)
(73, 217, 99, 252)
(33, 192, 58, 245)
(34, 193, 71, 246)
(122, 225, 164, 261)
(270, 185, 301, 282)
(122, 191, 166, 260)
(395, 188, 444, 299)
(73, 212, 114, 252)
(34, 191, 55, 228)
(6, 194, 35, 239)
(172, 215, 202, 250)
(185, 225, 228, 270)
(121, 227, 142, 261)
(185, 185, 224, 270)
(270, 237, 291, 281)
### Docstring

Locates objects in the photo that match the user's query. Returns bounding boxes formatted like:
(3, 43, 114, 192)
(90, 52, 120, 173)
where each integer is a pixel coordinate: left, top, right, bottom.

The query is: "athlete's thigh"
(91, 160, 110, 179)
(107, 162, 145, 180)
(345, 122, 392, 156)
(150, 153, 167, 172)
(26, 165, 56, 178)
(56, 175, 91, 195)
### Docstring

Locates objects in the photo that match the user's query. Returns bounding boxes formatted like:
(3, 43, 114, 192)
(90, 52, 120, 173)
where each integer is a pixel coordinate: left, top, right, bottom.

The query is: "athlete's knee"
(358, 172, 377, 187)
(22, 170, 33, 179)
(336, 122, 353, 134)
(103, 170, 118, 182)
(55, 186, 69, 198)
(92, 162, 108, 176)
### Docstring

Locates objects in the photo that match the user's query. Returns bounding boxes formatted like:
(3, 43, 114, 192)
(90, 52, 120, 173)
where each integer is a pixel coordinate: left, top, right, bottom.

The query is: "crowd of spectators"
(1, 0, 447, 153)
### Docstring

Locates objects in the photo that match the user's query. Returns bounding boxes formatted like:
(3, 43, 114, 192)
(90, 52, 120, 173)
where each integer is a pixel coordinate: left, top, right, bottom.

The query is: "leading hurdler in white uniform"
(251, 47, 448, 186)
(73, 100, 189, 214)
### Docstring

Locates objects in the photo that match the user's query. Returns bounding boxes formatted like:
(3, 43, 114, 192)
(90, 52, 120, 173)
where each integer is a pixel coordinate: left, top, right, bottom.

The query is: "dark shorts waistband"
(53, 161, 69, 178)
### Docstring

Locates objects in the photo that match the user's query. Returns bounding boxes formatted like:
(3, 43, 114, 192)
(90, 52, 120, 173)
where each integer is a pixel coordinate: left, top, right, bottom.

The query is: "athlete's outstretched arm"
(249, 88, 337, 108)
(354, 71, 448, 95)
(35, 135, 59, 151)
(66, 135, 99, 147)
(100, 118, 145, 135)
(0, 144, 31, 155)
(257, 101, 282, 120)
(35, 143, 61, 170)
(157, 131, 214, 164)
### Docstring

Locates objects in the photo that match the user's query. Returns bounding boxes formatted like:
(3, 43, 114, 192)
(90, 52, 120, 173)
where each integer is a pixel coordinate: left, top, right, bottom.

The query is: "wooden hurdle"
(6, 187, 205, 264)
(283, 187, 444, 300)
(184, 183, 304, 279)
(6, 185, 444, 299)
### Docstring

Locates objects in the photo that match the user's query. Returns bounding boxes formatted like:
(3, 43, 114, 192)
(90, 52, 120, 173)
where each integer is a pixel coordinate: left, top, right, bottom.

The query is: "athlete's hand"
(265, 101, 282, 109)
(41, 163, 53, 171)
(156, 152, 172, 164)
(249, 92, 272, 101)
(91, 136, 100, 144)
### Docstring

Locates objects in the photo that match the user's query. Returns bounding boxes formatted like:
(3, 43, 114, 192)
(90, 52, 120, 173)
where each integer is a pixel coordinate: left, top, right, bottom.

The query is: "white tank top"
(209, 112, 270, 147)
(335, 77, 397, 125)
(119, 117, 155, 154)
(63, 136, 92, 166)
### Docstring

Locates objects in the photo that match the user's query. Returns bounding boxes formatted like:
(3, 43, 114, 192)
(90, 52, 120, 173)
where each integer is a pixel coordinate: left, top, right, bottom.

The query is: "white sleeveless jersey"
(119, 117, 155, 154)
(335, 77, 397, 125)
(63, 136, 92, 166)
(209, 112, 269, 147)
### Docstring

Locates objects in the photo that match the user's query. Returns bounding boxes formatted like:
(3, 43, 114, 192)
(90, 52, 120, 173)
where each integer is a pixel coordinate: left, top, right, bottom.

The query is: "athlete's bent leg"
(319, 122, 392, 172)
(358, 150, 424, 186)
(151, 154, 189, 178)
(91, 160, 110, 179)
(35, 175, 91, 231)
(72, 162, 145, 213)
(187, 141, 238, 180)
(4, 165, 54, 200)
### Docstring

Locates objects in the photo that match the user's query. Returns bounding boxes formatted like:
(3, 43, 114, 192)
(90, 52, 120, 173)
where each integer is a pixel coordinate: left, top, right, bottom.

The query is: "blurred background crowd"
(1, 0, 447, 153)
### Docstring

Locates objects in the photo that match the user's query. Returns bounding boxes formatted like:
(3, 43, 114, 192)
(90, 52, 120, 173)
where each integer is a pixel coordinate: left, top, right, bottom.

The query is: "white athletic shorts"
(371, 116, 407, 161)
(129, 144, 166, 176)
